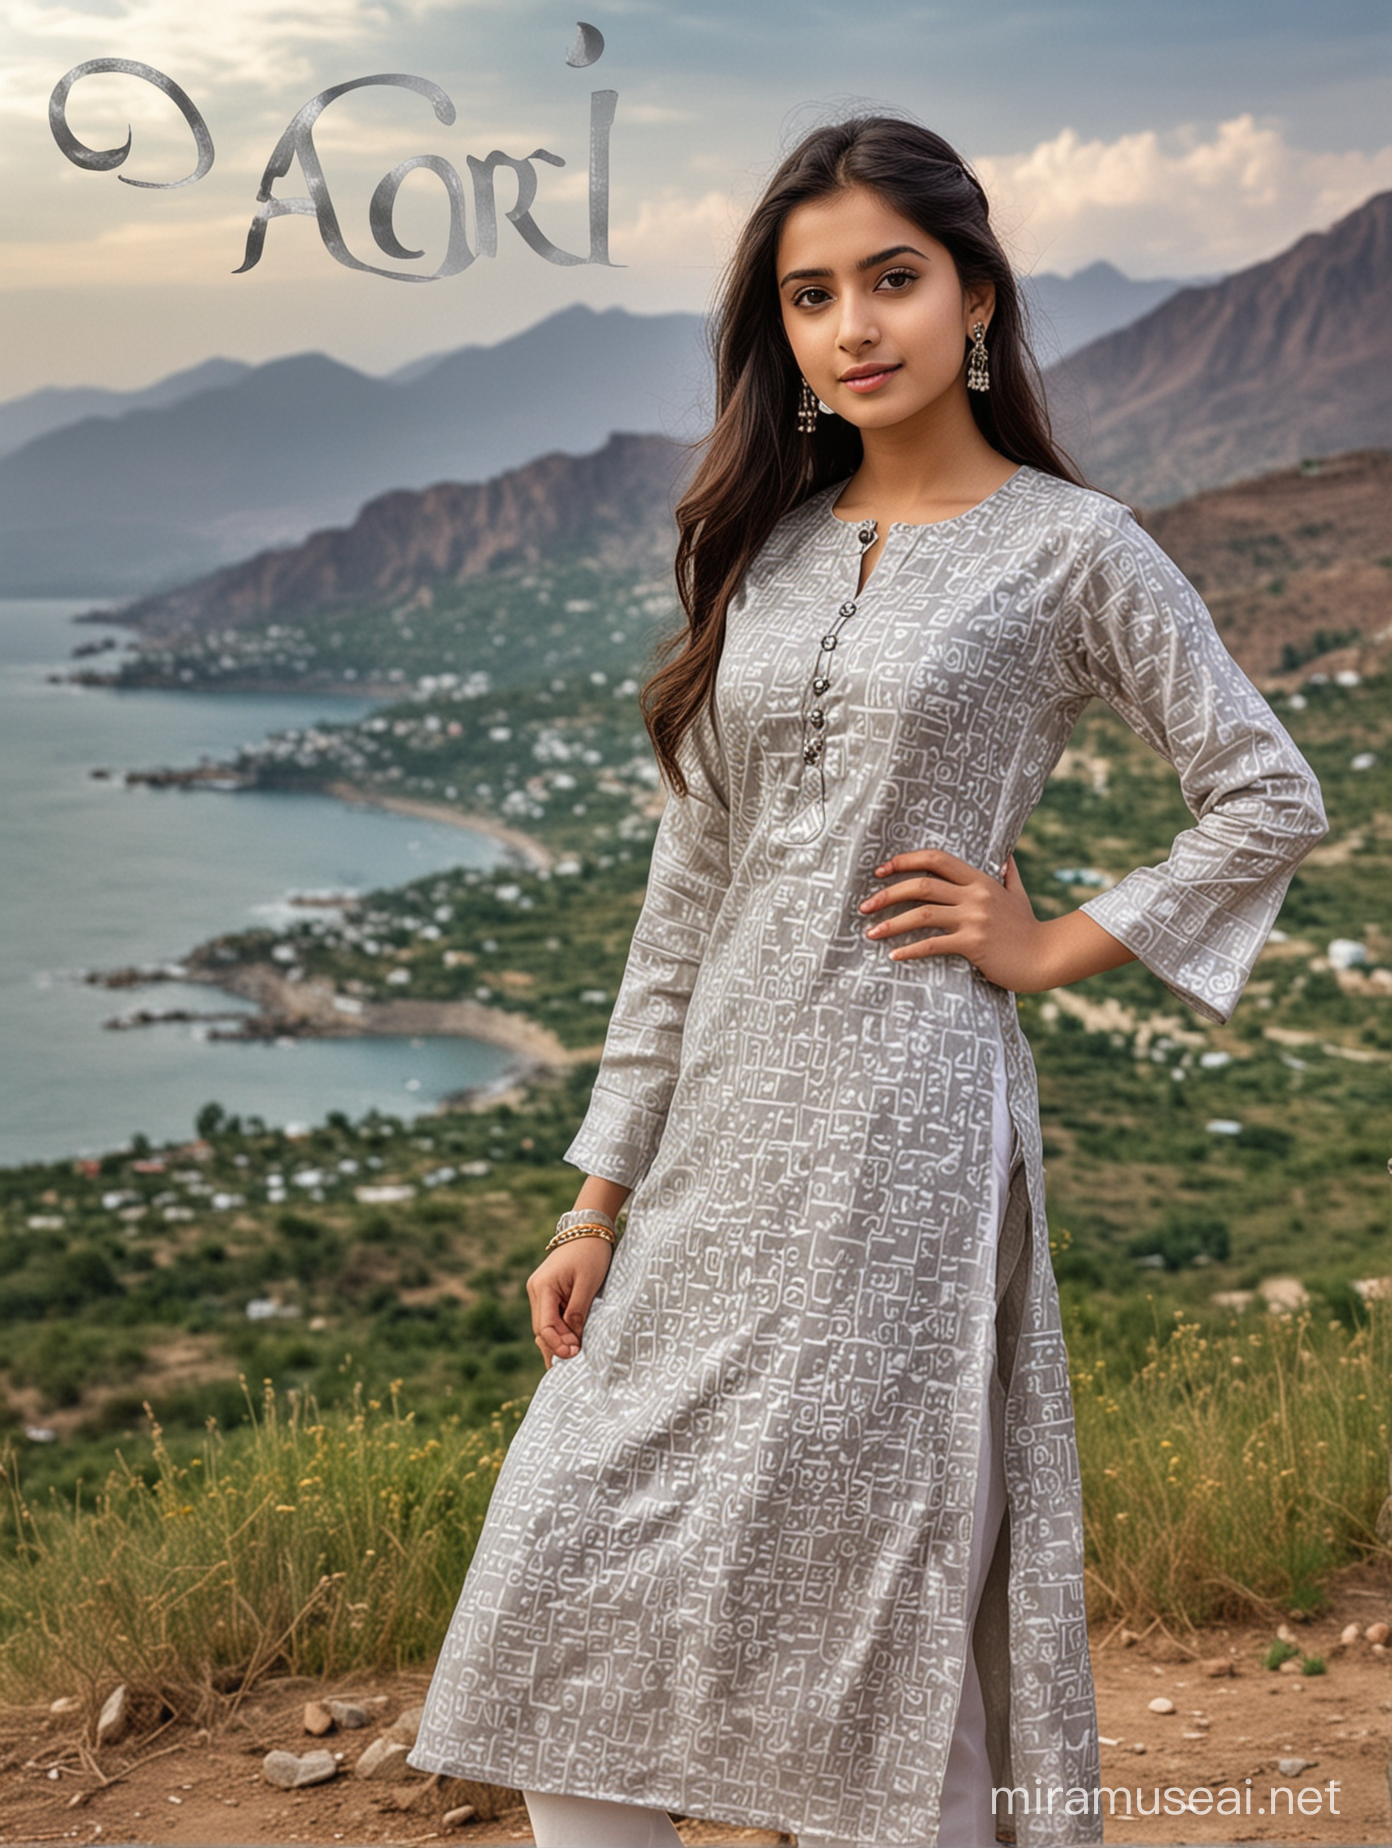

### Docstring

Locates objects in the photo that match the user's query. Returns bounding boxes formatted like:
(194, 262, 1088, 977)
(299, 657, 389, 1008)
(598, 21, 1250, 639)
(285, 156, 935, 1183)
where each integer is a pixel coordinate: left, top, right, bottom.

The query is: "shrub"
(1128, 1210, 1230, 1272)
(1075, 1302, 1392, 1628)
(0, 1382, 528, 1714)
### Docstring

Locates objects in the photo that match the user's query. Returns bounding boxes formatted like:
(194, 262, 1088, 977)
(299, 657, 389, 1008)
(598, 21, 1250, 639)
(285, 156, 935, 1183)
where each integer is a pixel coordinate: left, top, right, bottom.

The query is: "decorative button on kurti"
(802, 526, 877, 793)
(407, 467, 1327, 1845)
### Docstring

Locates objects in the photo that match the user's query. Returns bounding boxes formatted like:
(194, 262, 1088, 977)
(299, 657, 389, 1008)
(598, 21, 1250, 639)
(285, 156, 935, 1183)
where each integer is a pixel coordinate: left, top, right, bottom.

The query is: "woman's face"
(775, 184, 994, 435)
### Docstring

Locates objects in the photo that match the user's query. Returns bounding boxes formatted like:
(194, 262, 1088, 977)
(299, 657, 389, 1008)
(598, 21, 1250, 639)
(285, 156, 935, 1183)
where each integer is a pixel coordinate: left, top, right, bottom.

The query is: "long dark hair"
(641, 114, 1086, 795)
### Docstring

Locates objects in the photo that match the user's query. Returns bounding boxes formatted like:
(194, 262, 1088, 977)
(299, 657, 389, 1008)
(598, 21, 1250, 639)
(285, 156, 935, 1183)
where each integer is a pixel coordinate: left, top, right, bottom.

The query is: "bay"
(0, 599, 517, 1166)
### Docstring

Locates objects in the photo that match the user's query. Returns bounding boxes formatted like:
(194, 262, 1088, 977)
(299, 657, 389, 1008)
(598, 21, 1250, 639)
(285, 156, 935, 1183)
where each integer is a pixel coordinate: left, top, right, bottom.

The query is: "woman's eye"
(876, 267, 916, 291)
(793, 286, 831, 308)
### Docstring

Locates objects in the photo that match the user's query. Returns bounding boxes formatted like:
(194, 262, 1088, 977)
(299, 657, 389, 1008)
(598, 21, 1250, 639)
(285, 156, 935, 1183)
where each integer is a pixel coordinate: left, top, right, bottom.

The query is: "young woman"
(407, 118, 1326, 1847)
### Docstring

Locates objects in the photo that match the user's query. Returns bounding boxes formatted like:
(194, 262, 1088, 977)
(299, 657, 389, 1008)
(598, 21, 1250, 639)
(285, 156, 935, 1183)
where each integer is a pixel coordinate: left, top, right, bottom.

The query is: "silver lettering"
(234, 74, 459, 281)
(370, 155, 474, 275)
(565, 21, 606, 68)
(52, 48, 618, 279)
(587, 89, 619, 266)
(49, 58, 213, 189)
(467, 148, 577, 264)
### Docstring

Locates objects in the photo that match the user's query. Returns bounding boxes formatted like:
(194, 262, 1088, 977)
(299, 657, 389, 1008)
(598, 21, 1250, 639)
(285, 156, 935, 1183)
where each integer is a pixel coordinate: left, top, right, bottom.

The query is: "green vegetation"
(83, 560, 677, 698)
(0, 1074, 599, 1507)
(1015, 674, 1392, 1314)
(0, 1382, 525, 1709)
(1073, 1301, 1391, 1629)
(207, 669, 1392, 1305)
(2, 1299, 1388, 1713)
(1278, 627, 1361, 672)
(195, 850, 653, 1046)
(3, 610, 1388, 1680)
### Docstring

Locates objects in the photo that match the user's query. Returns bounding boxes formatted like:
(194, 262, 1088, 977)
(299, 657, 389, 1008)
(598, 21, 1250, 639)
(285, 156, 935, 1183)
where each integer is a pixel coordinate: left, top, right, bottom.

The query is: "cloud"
(976, 115, 1392, 277)
(611, 187, 741, 274)
(0, 0, 411, 95)
(2, 212, 270, 287)
(613, 116, 1392, 290)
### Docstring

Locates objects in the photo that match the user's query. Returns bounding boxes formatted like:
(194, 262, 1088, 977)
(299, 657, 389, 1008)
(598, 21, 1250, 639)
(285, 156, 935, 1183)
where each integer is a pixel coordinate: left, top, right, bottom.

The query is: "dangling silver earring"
(966, 320, 990, 392)
(797, 379, 835, 433)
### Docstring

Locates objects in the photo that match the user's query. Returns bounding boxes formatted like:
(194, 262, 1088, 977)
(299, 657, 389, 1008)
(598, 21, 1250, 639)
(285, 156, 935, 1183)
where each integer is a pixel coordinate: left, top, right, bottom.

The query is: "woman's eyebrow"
(778, 244, 929, 288)
(856, 243, 928, 270)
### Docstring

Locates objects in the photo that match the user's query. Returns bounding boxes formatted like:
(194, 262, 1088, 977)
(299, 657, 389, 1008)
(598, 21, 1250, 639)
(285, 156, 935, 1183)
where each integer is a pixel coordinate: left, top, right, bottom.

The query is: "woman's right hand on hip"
(528, 1238, 615, 1368)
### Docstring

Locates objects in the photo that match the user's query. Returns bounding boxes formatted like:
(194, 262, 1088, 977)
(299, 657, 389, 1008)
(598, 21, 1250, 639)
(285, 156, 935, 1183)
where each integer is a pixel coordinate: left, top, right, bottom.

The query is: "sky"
(1, 0, 1390, 396)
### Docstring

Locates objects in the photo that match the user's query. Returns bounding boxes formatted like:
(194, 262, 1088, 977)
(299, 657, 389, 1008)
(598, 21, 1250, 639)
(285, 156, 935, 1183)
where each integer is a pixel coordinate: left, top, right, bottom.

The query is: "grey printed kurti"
(407, 467, 1327, 1844)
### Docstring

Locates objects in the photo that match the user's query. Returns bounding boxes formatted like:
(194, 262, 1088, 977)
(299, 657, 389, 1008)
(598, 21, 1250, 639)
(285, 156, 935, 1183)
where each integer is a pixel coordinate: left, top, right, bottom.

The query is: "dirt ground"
(3, 1560, 1391, 1848)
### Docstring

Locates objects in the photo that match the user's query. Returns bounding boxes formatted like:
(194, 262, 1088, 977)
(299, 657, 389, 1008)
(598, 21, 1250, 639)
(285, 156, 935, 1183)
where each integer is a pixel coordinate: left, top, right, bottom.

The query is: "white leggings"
(525, 1045, 1014, 1848)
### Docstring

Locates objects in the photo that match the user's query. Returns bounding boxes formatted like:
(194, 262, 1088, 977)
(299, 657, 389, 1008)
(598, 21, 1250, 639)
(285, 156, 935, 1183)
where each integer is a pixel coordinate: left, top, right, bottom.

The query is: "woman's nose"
(836, 301, 879, 353)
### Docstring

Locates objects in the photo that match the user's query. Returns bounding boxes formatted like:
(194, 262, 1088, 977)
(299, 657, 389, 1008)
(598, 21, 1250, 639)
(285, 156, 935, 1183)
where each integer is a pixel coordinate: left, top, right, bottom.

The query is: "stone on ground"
(386, 1702, 426, 1745)
(355, 1736, 412, 1780)
(327, 1698, 373, 1728)
(96, 1685, 128, 1746)
(263, 1748, 338, 1789)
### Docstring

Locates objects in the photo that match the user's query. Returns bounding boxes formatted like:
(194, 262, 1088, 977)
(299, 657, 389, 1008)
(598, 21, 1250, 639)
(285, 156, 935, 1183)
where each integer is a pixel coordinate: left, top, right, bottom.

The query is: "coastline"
(319, 781, 555, 872)
(176, 959, 581, 1068)
(86, 778, 576, 1103)
(117, 765, 555, 875)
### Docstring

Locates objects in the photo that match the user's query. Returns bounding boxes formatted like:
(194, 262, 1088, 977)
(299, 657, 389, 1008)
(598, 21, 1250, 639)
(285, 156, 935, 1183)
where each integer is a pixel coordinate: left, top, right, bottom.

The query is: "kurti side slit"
(406, 467, 1328, 1847)
(935, 1018, 1014, 1848)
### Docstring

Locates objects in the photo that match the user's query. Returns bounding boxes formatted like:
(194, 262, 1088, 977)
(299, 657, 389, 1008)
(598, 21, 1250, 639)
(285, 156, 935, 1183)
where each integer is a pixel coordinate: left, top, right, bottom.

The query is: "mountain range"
(1045, 190, 1392, 505)
(0, 359, 254, 461)
(1019, 262, 1216, 365)
(102, 431, 688, 641)
(92, 419, 1391, 701)
(0, 308, 710, 598)
(0, 260, 1188, 464)
(3, 194, 1388, 600)
(1142, 447, 1392, 682)
(0, 264, 1202, 600)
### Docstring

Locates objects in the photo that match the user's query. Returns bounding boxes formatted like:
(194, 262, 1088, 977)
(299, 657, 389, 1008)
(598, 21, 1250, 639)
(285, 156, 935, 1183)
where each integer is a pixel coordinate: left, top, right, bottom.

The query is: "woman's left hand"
(859, 849, 1053, 991)
(860, 848, 1137, 991)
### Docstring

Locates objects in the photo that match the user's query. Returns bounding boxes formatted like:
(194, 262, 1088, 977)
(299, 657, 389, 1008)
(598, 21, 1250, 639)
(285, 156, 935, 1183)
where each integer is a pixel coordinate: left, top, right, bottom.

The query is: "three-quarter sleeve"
(1056, 503, 1328, 1025)
(563, 700, 734, 1187)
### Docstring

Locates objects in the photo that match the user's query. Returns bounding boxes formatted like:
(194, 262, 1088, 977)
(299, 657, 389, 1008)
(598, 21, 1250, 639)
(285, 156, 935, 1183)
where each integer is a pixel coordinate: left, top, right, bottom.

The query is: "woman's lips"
(839, 365, 901, 393)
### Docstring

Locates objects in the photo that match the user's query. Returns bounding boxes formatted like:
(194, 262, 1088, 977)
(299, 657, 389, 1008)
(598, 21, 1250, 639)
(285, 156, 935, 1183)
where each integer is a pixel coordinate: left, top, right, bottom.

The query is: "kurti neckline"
(823, 462, 1032, 534)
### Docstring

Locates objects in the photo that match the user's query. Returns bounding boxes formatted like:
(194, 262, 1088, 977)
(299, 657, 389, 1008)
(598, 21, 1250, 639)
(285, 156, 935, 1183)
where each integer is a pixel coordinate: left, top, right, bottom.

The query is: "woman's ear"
(965, 280, 996, 332)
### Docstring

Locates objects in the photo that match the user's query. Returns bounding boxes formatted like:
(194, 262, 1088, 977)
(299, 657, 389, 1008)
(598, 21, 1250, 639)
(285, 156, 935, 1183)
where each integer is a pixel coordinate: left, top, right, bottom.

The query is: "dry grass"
(1074, 1299, 1392, 1632)
(0, 1380, 525, 1719)
(2, 1305, 1391, 1715)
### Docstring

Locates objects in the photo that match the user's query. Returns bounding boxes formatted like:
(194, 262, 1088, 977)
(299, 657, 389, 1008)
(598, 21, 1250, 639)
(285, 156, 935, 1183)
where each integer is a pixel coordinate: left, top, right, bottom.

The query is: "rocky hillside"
(96, 433, 690, 642)
(89, 439, 1388, 699)
(1048, 191, 1392, 506)
(1139, 448, 1392, 682)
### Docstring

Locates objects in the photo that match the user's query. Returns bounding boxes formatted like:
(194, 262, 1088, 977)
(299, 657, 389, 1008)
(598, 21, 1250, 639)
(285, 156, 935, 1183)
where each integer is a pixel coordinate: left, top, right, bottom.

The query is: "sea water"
(0, 599, 518, 1165)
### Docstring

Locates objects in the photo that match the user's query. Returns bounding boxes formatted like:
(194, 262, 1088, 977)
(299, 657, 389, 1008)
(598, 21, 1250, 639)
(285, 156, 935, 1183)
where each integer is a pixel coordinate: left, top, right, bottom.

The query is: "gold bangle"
(544, 1223, 616, 1254)
(544, 1229, 614, 1254)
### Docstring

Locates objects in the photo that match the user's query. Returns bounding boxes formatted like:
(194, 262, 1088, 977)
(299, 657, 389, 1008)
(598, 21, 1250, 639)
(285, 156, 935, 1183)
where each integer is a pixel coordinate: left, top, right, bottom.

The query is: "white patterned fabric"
(407, 467, 1327, 1845)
